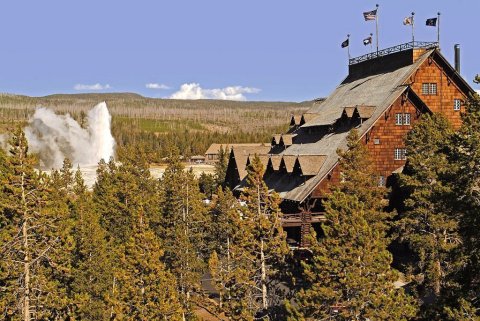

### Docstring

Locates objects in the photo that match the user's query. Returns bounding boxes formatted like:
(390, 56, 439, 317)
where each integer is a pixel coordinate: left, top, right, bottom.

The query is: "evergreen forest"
(1, 93, 480, 320)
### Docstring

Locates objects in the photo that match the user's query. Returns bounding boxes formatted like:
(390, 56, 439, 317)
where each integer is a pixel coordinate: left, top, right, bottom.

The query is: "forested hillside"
(0, 93, 313, 161)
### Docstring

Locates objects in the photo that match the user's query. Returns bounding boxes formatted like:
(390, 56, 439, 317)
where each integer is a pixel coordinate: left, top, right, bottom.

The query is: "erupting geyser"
(25, 102, 115, 169)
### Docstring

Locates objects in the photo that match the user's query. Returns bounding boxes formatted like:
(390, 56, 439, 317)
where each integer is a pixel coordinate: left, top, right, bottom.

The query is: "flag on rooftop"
(403, 16, 413, 26)
(426, 17, 437, 26)
(363, 9, 377, 21)
(363, 36, 372, 46)
(341, 38, 349, 48)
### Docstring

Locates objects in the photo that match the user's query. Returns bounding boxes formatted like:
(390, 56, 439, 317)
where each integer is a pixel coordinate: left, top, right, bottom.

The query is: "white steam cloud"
(25, 102, 115, 169)
(74, 83, 111, 91)
(169, 83, 260, 101)
(146, 83, 170, 90)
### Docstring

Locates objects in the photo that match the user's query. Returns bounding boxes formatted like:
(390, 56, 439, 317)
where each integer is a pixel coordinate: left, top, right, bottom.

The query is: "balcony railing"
(349, 41, 439, 65)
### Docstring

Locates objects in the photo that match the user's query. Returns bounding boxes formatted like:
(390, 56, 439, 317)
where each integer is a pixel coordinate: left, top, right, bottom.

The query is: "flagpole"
(437, 12, 441, 49)
(347, 34, 351, 61)
(375, 4, 379, 55)
(411, 12, 415, 45)
(370, 33, 373, 53)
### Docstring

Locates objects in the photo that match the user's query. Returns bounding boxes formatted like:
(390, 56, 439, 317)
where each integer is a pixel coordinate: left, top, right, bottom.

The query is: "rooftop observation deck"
(349, 41, 439, 65)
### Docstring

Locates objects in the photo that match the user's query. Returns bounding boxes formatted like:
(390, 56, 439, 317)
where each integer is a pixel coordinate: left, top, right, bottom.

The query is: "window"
(378, 175, 385, 187)
(395, 113, 411, 126)
(422, 83, 437, 95)
(395, 113, 402, 125)
(454, 99, 461, 111)
(374, 138, 380, 145)
(422, 83, 429, 95)
(394, 148, 407, 160)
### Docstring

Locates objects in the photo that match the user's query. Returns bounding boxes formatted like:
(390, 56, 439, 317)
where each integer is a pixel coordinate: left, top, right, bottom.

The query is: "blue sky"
(1, 0, 478, 101)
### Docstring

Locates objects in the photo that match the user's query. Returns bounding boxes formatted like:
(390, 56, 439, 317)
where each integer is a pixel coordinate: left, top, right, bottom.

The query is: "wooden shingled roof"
(300, 113, 318, 125)
(343, 106, 356, 117)
(271, 134, 282, 146)
(280, 134, 296, 146)
(269, 155, 282, 171)
(356, 105, 376, 118)
(231, 145, 271, 180)
(246, 154, 270, 174)
(297, 155, 327, 176)
(273, 49, 436, 202)
(290, 115, 302, 126)
(282, 155, 297, 173)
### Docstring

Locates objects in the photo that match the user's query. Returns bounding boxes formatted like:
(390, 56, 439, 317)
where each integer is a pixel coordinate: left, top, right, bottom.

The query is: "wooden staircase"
(300, 210, 312, 248)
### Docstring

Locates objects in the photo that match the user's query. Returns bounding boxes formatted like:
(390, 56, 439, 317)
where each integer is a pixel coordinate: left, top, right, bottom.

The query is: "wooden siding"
(310, 53, 470, 199)
(410, 57, 467, 129)
(311, 95, 421, 198)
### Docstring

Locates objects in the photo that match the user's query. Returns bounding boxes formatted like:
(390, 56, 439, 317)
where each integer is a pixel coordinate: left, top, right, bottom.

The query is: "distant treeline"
(0, 93, 314, 161)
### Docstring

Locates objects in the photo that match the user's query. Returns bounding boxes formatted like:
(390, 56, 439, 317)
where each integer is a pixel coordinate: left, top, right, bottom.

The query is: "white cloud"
(476, 89, 480, 95)
(74, 83, 111, 91)
(169, 83, 260, 101)
(146, 83, 171, 90)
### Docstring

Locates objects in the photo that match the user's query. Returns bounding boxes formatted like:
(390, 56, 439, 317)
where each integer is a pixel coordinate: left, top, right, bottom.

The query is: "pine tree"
(0, 129, 72, 320)
(237, 155, 289, 319)
(337, 129, 390, 233)
(92, 151, 182, 320)
(292, 192, 417, 320)
(112, 206, 182, 320)
(447, 94, 480, 317)
(214, 145, 228, 186)
(396, 114, 459, 300)
(71, 168, 113, 320)
(157, 151, 209, 320)
(207, 187, 250, 316)
(290, 129, 417, 320)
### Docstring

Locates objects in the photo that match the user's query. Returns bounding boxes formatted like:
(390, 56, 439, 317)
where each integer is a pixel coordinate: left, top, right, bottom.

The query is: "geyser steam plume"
(25, 102, 115, 169)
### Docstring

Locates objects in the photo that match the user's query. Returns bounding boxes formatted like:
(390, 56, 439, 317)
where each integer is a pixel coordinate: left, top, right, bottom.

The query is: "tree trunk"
(260, 239, 268, 310)
(21, 171, 31, 321)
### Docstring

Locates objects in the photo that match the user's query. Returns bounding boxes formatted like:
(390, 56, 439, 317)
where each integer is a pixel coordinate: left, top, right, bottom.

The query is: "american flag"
(363, 9, 377, 21)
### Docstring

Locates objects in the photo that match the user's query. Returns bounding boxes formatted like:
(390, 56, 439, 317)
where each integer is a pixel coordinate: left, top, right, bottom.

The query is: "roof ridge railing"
(349, 41, 439, 65)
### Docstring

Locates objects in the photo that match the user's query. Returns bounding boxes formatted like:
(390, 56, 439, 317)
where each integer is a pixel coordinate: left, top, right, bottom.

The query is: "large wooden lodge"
(224, 41, 475, 248)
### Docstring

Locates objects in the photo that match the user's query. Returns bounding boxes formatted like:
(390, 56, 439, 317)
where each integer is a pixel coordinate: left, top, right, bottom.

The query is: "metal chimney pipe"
(454, 44, 461, 74)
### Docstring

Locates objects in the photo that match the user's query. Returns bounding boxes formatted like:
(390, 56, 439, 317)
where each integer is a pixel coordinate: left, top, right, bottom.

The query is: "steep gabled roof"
(282, 155, 297, 173)
(303, 51, 431, 128)
(280, 134, 297, 146)
(297, 155, 327, 176)
(270, 155, 282, 171)
(274, 49, 434, 202)
(231, 145, 271, 180)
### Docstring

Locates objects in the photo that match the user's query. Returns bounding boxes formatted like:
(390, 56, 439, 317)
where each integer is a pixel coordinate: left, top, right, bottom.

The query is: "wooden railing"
(281, 212, 326, 227)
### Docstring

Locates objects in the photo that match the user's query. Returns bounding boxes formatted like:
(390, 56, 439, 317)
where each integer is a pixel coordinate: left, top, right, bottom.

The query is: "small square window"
(378, 176, 385, 187)
(374, 138, 380, 145)
(403, 113, 411, 125)
(394, 148, 407, 160)
(422, 83, 429, 95)
(422, 83, 437, 95)
(454, 99, 461, 111)
(395, 113, 403, 125)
